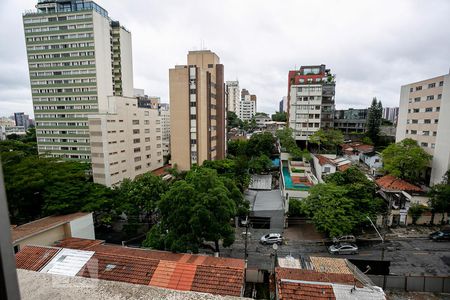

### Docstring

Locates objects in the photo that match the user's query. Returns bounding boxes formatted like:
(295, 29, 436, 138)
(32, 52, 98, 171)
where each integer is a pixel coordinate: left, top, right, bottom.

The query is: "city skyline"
(1, 0, 450, 117)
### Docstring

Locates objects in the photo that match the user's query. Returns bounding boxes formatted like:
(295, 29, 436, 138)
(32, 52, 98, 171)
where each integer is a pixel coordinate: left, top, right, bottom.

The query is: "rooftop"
(15, 238, 245, 297)
(376, 175, 422, 192)
(11, 212, 91, 244)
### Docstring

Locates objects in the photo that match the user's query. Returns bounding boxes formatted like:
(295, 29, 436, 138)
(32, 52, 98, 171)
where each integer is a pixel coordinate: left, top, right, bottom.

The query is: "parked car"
(328, 243, 358, 255)
(260, 233, 283, 245)
(429, 230, 450, 241)
(332, 235, 356, 244)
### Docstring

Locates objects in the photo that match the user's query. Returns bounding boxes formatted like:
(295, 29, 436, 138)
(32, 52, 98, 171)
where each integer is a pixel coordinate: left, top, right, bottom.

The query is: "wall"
(68, 213, 95, 240)
(15, 225, 66, 250)
(119, 28, 134, 97)
(369, 275, 450, 293)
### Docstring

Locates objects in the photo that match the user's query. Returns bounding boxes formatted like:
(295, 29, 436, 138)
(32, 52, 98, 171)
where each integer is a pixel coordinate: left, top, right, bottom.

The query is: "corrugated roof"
(12, 212, 91, 244)
(376, 175, 422, 192)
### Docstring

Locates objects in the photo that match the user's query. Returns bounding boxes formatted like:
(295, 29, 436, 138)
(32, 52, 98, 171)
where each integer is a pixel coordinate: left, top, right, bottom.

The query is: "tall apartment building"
(23, 0, 133, 161)
(159, 103, 170, 157)
(287, 65, 335, 142)
(88, 96, 163, 187)
(334, 108, 367, 134)
(396, 72, 450, 185)
(238, 88, 257, 121)
(169, 50, 226, 171)
(279, 96, 287, 113)
(226, 80, 239, 114)
(382, 107, 399, 124)
(14, 112, 31, 130)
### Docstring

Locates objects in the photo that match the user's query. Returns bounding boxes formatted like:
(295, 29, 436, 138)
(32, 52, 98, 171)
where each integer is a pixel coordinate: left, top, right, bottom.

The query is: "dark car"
(429, 230, 450, 241)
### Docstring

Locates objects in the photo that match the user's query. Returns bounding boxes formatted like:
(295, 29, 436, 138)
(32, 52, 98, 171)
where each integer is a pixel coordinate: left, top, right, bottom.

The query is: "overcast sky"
(1, 0, 449, 118)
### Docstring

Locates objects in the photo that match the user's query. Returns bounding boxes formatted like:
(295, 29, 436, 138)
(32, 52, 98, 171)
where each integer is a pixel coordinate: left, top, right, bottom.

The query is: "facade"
(88, 96, 163, 187)
(226, 80, 239, 114)
(11, 212, 94, 253)
(0, 126, 27, 140)
(0, 117, 15, 127)
(160, 103, 170, 157)
(279, 96, 287, 113)
(238, 89, 257, 121)
(254, 114, 271, 128)
(287, 65, 335, 141)
(334, 108, 367, 134)
(14, 112, 31, 130)
(396, 72, 450, 185)
(23, 0, 133, 161)
(169, 50, 226, 170)
(382, 107, 399, 124)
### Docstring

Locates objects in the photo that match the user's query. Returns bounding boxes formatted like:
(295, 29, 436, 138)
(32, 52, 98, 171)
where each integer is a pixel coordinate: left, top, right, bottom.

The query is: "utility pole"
(366, 216, 385, 261)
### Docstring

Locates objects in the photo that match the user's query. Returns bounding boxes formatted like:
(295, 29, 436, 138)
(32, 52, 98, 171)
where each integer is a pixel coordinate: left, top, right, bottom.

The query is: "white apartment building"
(23, 0, 133, 161)
(396, 72, 450, 185)
(160, 104, 170, 157)
(88, 96, 163, 187)
(226, 80, 240, 114)
(238, 94, 256, 121)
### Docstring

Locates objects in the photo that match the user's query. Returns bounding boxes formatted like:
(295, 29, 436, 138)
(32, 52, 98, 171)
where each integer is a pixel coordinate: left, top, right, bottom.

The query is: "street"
(221, 228, 450, 276)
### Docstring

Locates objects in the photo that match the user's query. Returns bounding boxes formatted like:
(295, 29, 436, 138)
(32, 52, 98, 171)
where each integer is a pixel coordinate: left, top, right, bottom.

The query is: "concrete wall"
(369, 275, 450, 293)
(15, 225, 66, 250)
(119, 28, 134, 97)
(69, 213, 95, 240)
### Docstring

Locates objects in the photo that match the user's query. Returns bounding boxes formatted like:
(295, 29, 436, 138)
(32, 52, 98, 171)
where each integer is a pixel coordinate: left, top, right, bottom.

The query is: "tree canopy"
(227, 111, 243, 130)
(303, 167, 383, 237)
(309, 129, 344, 154)
(275, 127, 311, 160)
(143, 167, 244, 253)
(381, 138, 432, 182)
(366, 97, 383, 145)
(428, 171, 450, 224)
(271, 111, 287, 122)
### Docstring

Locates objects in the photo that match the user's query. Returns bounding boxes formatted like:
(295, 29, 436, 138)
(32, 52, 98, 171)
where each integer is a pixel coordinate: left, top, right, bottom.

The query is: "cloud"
(0, 0, 449, 117)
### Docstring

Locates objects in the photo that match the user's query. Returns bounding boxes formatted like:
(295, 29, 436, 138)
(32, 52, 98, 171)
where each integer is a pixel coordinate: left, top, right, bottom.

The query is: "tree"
(246, 132, 276, 157)
(248, 154, 272, 174)
(361, 136, 374, 145)
(381, 138, 432, 181)
(309, 129, 344, 153)
(115, 173, 168, 230)
(428, 174, 450, 224)
(272, 111, 287, 122)
(408, 204, 429, 225)
(366, 97, 383, 145)
(276, 127, 296, 151)
(227, 111, 242, 130)
(303, 167, 383, 237)
(143, 167, 240, 253)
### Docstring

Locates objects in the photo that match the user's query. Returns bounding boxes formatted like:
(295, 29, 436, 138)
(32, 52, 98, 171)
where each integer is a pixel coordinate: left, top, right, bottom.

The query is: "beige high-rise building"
(88, 96, 163, 187)
(226, 80, 239, 114)
(396, 72, 450, 185)
(169, 50, 225, 171)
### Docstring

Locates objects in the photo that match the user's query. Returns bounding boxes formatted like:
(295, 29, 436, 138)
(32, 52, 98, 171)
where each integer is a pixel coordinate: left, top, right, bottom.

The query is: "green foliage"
(203, 158, 250, 192)
(361, 136, 374, 145)
(309, 129, 344, 153)
(248, 154, 272, 174)
(288, 199, 307, 217)
(227, 111, 243, 130)
(246, 132, 275, 157)
(408, 204, 429, 225)
(143, 167, 242, 253)
(381, 138, 432, 181)
(304, 167, 383, 237)
(428, 179, 450, 223)
(366, 97, 383, 145)
(276, 127, 311, 161)
(227, 140, 249, 157)
(271, 111, 287, 122)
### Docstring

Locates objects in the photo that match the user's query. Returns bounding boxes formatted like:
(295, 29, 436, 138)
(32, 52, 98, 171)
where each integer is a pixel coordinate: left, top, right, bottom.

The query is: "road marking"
(413, 252, 428, 255)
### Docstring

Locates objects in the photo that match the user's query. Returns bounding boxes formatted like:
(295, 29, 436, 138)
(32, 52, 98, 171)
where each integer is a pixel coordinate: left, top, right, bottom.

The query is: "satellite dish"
(272, 243, 278, 250)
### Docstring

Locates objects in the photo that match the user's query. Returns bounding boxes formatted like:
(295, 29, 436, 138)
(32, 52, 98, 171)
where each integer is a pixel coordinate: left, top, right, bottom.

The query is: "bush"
(289, 199, 307, 217)
(408, 204, 429, 225)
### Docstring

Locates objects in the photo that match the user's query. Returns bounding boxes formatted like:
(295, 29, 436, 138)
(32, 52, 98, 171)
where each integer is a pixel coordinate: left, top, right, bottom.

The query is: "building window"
(422, 131, 429, 136)
(135, 165, 142, 171)
(133, 129, 140, 134)
(414, 97, 421, 102)
(424, 119, 431, 124)
(409, 87, 413, 92)
(207, 64, 213, 68)
(439, 81, 444, 87)
(433, 131, 437, 136)
(416, 86, 422, 91)
(426, 95, 434, 101)
(134, 157, 141, 162)
(408, 109, 411, 113)
(437, 94, 442, 99)
(133, 147, 141, 153)
(436, 107, 440, 112)
(435, 119, 439, 124)
(428, 83, 436, 88)
(411, 130, 417, 134)
(132, 120, 139, 125)
(413, 108, 420, 113)
(421, 142, 428, 147)
(406, 130, 409, 134)
(431, 143, 435, 149)
(425, 107, 432, 112)
(412, 119, 418, 124)
(133, 138, 140, 143)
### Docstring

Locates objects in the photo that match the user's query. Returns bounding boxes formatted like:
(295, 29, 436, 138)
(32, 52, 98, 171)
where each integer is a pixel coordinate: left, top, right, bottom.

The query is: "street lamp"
(272, 243, 278, 274)
(366, 216, 385, 261)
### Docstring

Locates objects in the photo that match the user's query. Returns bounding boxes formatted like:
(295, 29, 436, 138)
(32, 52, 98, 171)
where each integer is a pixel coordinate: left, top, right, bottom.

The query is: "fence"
(368, 275, 450, 293)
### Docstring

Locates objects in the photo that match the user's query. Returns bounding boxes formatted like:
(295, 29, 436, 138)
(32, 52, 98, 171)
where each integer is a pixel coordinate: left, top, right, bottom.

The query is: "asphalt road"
(221, 228, 450, 276)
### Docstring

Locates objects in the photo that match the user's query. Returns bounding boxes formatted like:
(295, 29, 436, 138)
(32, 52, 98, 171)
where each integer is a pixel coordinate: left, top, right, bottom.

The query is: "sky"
(0, 0, 449, 118)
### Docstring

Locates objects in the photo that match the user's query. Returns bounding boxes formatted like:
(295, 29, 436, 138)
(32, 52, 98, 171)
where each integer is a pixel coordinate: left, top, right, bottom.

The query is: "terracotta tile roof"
(54, 237, 104, 250)
(317, 155, 334, 166)
(11, 212, 91, 244)
(309, 257, 352, 275)
(152, 164, 171, 176)
(341, 143, 374, 154)
(278, 281, 335, 300)
(15, 245, 59, 271)
(376, 175, 422, 192)
(337, 163, 351, 172)
(16, 240, 245, 297)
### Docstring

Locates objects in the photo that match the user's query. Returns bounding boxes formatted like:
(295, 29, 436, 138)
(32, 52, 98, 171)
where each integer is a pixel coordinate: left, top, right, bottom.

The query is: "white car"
(328, 243, 358, 255)
(260, 233, 283, 245)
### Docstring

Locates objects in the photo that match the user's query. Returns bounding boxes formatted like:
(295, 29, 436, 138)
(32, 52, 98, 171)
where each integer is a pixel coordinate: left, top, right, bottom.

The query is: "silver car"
(260, 233, 283, 245)
(328, 243, 358, 255)
(332, 235, 356, 244)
